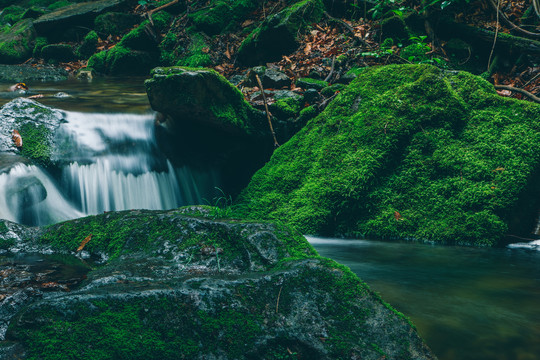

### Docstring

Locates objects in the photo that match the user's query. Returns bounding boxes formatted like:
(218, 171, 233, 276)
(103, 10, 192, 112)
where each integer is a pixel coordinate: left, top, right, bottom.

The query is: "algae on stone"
(237, 64, 540, 246)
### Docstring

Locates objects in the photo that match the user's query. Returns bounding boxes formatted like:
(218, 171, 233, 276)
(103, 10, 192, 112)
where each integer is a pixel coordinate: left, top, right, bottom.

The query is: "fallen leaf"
(12, 130, 22, 148)
(77, 234, 93, 252)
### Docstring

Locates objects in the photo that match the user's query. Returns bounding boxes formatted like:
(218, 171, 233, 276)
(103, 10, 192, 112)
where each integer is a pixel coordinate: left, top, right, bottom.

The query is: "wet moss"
(18, 123, 52, 166)
(176, 32, 212, 67)
(296, 77, 328, 90)
(237, 64, 540, 245)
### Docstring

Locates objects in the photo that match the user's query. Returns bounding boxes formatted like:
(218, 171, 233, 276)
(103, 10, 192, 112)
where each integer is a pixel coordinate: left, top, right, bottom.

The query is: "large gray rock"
(33, 0, 134, 40)
(1, 207, 436, 360)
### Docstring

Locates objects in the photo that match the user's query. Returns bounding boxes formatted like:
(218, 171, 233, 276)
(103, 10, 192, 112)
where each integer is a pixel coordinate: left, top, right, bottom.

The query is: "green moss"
(87, 45, 156, 75)
(19, 122, 52, 165)
(273, 97, 302, 118)
(32, 36, 47, 58)
(0, 221, 7, 234)
(297, 104, 318, 123)
(47, 0, 71, 11)
(237, 64, 540, 245)
(87, 49, 108, 73)
(296, 77, 328, 90)
(321, 83, 346, 97)
(190, 0, 259, 35)
(77, 30, 98, 58)
(176, 33, 212, 67)
(0, 6, 25, 25)
(401, 42, 431, 63)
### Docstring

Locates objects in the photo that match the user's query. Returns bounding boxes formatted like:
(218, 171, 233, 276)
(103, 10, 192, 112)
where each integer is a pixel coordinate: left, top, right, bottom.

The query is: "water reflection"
(308, 236, 540, 360)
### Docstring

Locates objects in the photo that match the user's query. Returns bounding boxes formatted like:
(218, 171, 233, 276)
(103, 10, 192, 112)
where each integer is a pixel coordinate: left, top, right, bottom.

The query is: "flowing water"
(309, 236, 540, 360)
(0, 78, 219, 226)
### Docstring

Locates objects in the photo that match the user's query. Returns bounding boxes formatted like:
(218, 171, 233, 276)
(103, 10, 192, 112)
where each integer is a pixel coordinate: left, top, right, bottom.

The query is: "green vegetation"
(176, 32, 211, 67)
(18, 122, 52, 165)
(32, 36, 47, 57)
(237, 64, 540, 246)
(296, 77, 328, 90)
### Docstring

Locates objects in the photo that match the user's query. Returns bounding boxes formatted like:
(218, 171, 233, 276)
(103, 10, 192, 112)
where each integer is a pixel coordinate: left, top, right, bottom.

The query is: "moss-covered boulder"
(0, 98, 65, 166)
(190, 0, 259, 35)
(93, 11, 139, 36)
(238, 0, 325, 65)
(146, 66, 265, 137)
(237, 64, 540, 246)
(1, 207, 436, 360)
(87, 45, 157, 75)
(0, 19, 36, 64)
(41, 43, 77, 62)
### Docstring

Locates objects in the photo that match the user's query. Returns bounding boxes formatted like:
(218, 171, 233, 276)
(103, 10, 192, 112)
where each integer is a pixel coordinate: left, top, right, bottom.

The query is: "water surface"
(309, 236, 540, 360)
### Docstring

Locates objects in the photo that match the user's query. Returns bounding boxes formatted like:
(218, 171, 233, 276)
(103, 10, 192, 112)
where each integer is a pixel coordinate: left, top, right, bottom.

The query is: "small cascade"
(1, 110, 219, 226)
(57, 111, 219, 216)
(0, 164, 83, 225)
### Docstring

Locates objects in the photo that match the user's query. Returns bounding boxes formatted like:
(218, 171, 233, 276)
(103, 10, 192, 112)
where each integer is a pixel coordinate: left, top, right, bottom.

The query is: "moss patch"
(237, 64, 540, 246)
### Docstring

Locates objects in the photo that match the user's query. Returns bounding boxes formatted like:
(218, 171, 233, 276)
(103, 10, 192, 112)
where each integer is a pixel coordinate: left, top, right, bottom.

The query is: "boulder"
(262, 68, 291, 89)
(41, 43, 77, 62)
(146, 66, 265, 137)
(238, 0, 325, 65)
(0, 64, 68, 82)
(1, 207, 436, 360)
(33, 0, 133, 41)
(87, 45, 157, 75)
(0, 19, 36, 64)
(93, 11, 139, 36)
(237, 64, 540, 246)
(0, 98, 65, 165)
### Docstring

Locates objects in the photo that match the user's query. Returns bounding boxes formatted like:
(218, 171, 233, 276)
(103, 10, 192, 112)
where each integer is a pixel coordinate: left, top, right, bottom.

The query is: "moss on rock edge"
(236, 64, 540, 246)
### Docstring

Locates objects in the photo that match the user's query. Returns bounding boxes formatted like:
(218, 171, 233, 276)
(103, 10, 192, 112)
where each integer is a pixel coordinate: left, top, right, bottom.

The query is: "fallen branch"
(276, 285, 283, 313)
(324, 55, 335, 82)
(255, 74, 280, 147)
(323, 11, 372, 48)
(494, 85, 540, 103)
(148, 0, 179, 16)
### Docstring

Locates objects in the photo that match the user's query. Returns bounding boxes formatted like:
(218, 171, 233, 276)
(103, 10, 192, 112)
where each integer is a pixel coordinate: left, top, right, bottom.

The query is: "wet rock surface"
(0, 98, 65, 165)
(0, 207, 436, 360)
(0, 64, 69, 82)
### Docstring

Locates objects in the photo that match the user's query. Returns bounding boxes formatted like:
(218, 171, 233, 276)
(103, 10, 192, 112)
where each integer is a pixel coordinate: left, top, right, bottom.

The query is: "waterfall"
(0, 164, 83, 226)
(0, 110, 219, 226)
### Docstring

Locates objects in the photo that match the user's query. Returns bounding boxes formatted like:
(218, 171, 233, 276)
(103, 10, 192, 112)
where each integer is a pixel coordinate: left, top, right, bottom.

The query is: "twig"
(255, 74, 280, 147)
(318, 92, 339, 111)
(494, 85, 540, 103)
(324, 55, 336, 82)
(148, 0, 180, 16)
(276, 285, 283, 313)
(487, 0, 500, 72)
(506, 234, 539, 241)
(487, 0, 540, 38)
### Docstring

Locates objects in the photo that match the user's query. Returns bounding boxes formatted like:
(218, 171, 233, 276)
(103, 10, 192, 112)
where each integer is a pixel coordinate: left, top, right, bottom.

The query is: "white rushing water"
(0, 111, 219, 226)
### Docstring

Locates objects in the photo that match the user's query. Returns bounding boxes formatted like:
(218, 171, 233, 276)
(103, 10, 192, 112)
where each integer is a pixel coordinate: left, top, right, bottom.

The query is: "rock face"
(0, 207, 436, 360)
(237, 64, 540, 246)
(238, 0, 324, 65)
(33, 0, 132, 40)
(0, 98, 65, 165)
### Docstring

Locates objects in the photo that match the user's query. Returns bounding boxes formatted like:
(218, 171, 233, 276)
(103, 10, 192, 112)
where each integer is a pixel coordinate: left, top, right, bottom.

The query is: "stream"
(310, 236, 540, 360)
(1, 78, 539, 359)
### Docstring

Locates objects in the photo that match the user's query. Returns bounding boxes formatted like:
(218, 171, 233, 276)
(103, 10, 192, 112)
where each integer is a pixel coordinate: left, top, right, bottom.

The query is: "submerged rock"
(1, 207, 436, 360)
(237, 64, 540, 246)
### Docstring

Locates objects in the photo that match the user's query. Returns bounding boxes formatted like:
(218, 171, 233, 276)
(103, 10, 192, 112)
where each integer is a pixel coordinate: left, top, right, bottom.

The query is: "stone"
(237, 64, 540, 246)
(262, 68, 291, 89)
(303, 88, 321, 104)
(1, 207, 436, 360)
(93, 11, 139, 36)
(87, 46, 158, 76)
(296, 77, 328, 90)
(41, 43, 77, 62)
(0, 98, 65, 165)
(145, 67, 265, 137)
(237, 0, 325, 65)
(0, 64, 68, 82)
(0, 19, 36, 64)
(33, 0, 132, 41)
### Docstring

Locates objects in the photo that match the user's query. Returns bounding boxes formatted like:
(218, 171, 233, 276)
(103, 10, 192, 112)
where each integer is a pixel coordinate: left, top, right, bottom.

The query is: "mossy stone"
(237, 64, 540, 246)
(0, 19, 36, 64)
(41, 43, 76, 62)
(238, 0, 325, 65)
(77, 30, 98, 58)
(94, 11, 139, 36)
(296, 77, 328, 90)
(87, 45, 157, 75)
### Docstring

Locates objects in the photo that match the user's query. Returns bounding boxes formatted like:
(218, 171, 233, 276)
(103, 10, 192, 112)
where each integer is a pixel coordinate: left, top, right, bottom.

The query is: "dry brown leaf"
(77, 234, 93, 252)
